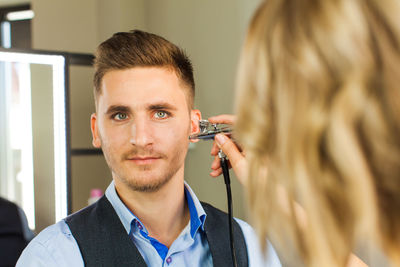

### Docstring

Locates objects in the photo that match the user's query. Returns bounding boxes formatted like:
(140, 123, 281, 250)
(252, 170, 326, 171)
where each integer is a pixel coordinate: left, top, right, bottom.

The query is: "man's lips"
(126, 156, 161, 165)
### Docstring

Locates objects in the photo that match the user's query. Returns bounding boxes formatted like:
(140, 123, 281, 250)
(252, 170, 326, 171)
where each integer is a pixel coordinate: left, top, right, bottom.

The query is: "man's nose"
(129, 118, 153, 147)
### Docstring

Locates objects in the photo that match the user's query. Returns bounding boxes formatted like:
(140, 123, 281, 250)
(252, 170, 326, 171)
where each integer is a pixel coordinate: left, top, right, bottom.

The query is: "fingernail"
(215, 134, 227, 146)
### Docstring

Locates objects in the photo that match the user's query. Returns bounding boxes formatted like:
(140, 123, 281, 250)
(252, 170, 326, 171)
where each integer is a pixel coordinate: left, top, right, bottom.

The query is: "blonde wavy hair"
(235, 0, 400, 266)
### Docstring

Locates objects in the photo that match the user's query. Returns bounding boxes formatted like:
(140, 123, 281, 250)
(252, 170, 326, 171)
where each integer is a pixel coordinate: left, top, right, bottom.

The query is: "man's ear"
(190, 109, 201, 143)
(90, 113, 101, 148)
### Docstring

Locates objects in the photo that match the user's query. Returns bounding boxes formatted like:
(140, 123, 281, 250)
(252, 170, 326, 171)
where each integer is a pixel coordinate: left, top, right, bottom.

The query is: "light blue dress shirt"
(17, 181, 281, 267)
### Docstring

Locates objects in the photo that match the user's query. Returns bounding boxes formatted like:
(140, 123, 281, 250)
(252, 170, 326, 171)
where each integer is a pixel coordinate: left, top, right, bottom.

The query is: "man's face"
(91, 67, 200, 192)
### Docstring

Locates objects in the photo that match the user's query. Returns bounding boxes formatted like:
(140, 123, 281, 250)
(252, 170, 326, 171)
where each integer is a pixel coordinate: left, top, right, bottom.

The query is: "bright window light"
(1, 21, 11, 48)
(6, 10, 34, 21)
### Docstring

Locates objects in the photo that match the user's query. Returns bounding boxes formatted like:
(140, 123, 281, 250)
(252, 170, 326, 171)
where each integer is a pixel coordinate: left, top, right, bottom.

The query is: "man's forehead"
(97, 67, 193, 110)
(103, 68, 182, 92)
(103, 100, 178, 113)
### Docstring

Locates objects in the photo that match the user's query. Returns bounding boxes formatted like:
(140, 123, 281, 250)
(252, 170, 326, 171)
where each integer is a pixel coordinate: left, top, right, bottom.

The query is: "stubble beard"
(119, 162, 179, 193)
(103, 145, 184, 193)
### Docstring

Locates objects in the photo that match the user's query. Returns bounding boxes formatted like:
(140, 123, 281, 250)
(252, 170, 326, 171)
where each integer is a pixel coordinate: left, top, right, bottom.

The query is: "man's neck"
(114, 169, 190, 248)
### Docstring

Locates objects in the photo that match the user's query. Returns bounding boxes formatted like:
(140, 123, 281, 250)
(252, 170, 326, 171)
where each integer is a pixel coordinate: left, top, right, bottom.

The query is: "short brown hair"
(93, 30, 195, 108)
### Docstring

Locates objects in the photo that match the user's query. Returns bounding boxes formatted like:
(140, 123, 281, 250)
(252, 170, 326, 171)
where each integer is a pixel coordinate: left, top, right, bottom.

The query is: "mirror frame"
(0, 48, 94, 225)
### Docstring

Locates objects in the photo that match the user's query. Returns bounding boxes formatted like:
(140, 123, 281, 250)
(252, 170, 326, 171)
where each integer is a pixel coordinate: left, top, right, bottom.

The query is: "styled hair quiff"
(236, 0, 400, 266)
(93, 30, 195, 108)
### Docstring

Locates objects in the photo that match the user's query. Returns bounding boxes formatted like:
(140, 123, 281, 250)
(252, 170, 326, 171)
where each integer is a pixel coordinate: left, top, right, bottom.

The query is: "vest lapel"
(66, 196, 147, 267)
(202, 202, 249, 267)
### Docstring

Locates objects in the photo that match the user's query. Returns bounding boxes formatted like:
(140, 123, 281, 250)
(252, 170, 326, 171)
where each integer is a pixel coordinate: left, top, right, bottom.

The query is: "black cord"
(219, 151, 238, 267)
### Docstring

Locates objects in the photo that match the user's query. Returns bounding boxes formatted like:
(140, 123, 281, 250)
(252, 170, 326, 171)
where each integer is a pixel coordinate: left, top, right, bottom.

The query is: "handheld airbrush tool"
(189, 119, 232, 141)
(189, 120, 238, 267)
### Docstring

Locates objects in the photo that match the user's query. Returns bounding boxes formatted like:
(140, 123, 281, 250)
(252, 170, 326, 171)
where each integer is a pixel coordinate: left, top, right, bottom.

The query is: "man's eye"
(154, 111, 168, 119)
(114, 113, 128, 120)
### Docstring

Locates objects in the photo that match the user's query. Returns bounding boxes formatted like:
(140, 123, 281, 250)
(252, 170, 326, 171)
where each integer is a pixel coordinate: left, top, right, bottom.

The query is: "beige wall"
(32, 0, 97, 53)
(31, 0, 261, 218)
(96, 0, 147, 42)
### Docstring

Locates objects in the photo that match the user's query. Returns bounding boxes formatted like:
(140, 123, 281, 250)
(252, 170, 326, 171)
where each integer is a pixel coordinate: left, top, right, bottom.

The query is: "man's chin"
(128, 182, 165, 193)
(121, 175, 172, 193)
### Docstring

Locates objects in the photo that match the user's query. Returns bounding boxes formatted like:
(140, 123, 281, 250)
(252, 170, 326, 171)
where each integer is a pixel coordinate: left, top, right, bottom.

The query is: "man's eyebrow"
(147, 102, 177, 111)
(105, 105, 131, 115)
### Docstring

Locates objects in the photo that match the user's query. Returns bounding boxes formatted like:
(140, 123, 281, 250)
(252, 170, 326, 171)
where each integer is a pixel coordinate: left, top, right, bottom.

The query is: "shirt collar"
(105, 181, 207, 237)
(105, 181, 135, 234)
(184, 181, 206, 237)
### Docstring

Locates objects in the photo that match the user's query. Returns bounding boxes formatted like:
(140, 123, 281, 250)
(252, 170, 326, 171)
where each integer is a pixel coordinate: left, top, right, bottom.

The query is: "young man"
(17, 30, 281, 267)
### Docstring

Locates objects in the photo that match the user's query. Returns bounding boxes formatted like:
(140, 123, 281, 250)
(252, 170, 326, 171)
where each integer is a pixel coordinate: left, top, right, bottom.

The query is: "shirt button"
(136, 221, 143, 230)
(166, 256, 172, 264)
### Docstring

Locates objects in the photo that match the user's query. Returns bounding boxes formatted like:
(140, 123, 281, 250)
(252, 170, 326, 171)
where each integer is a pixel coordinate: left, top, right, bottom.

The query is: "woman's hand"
(208, 114, 248, 186)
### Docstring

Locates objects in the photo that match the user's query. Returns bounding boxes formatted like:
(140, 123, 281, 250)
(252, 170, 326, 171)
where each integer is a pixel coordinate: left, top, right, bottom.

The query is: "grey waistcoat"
(65, 195, 248, 267)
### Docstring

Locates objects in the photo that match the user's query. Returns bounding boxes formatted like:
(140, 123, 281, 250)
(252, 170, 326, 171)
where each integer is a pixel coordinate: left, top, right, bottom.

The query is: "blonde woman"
(209, 0, 400, 266)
